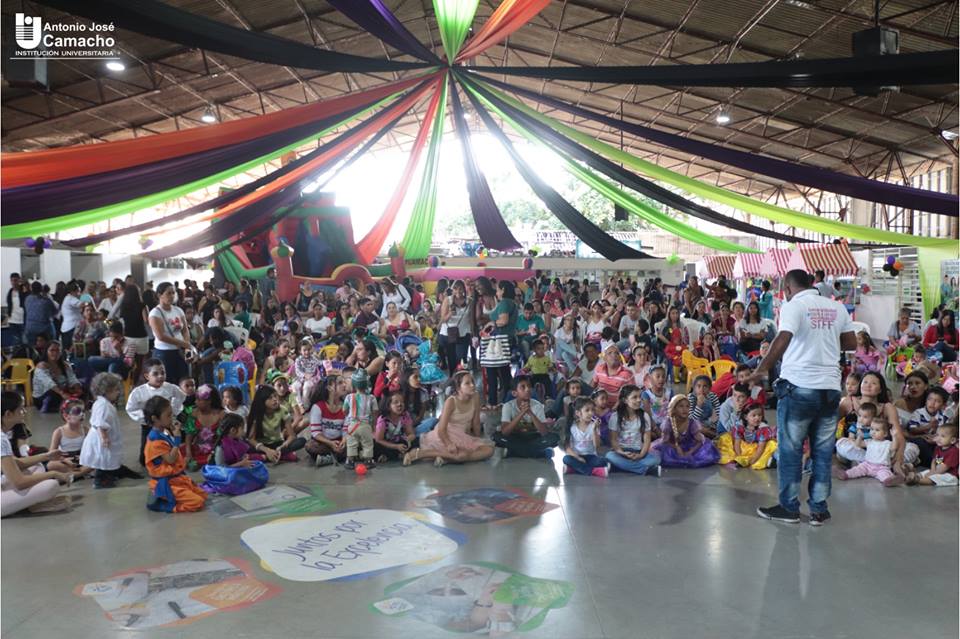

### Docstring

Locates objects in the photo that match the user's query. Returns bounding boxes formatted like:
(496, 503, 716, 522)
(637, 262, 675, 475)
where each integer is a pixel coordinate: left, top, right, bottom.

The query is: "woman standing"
(439, 280, 471, 374)
(472, 277, 498, 372)
(23, 281, 58, 346)
(380, 278, 411, 316)
(59, 282, 83, 352)
(148, 282, 192, 384)
(117, 284, 150, 381)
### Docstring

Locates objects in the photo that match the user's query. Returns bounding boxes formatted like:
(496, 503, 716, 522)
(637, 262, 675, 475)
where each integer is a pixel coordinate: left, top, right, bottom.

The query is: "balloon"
(882, 263, 891, 272)
(861, 284, 871, 294)
(24, 239, 35, 248)
(893, 260, 904, 271)
(428, 255, 440, 268)
(886, 255, 897, 266)
(355, 463, 367, 476)
(665, 253, 682, 265)
(890, 268, 899, 276)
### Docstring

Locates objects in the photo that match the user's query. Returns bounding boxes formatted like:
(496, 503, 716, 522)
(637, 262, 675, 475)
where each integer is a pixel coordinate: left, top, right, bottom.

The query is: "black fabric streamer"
(37, 0, 433, 73)
(462, 86, 653, 261)
(462, 76, 813, 244)
(447, 78, 521, 252)
(62, 85, 425, 248)
(471, 74, 958, 218)
(469, 50, 958, 88)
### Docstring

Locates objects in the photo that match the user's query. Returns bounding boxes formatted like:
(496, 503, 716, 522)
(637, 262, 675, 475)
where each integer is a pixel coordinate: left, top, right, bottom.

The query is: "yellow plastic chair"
(705, 359, 737, 381)
(681, 351, 709, 392)
(2, 358, 36, 401)
(249, 363, 258, 400)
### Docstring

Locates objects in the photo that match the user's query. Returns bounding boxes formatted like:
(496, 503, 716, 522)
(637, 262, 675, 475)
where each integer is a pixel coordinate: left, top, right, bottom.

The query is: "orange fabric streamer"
(354, 74, 445, 263)
(2, 75, 430, 189)
(456, 0, 550, 61)
(142, 81, 437, 238)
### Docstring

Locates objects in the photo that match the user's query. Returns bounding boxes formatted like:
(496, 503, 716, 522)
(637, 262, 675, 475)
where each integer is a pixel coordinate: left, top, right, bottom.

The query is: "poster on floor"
(74, 558, 280, 630)
(412, 488, 558, 524)
(207, 484, 332, 519)
(372, 561, 574, 636)
(241, 508, 467, 582)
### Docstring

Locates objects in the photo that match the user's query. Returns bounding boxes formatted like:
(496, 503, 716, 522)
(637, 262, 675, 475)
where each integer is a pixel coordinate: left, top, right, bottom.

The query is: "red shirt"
(933, 444, 959, 477)
(922, 324, 959, 349)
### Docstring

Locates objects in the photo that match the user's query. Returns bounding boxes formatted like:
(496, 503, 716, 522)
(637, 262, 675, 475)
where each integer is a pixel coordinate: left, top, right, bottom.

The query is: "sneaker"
(652, 465, 662, 478)
(362, 458, 376, 469)
(117, 465, 144, 480)
(756, 504, 800, 523)
(809, 510, 831, 526)
(543, 448, 555, 460)
(831, 467, 848, 481)
(591, 466, 609, 478)
(344, 458, 356, 470)
(563, 464, 574, 475)
(281, 451, 299, 462)
(315, 454, 334, 468)
(94, 477, 116, 489)
(493, 447, 508, 461)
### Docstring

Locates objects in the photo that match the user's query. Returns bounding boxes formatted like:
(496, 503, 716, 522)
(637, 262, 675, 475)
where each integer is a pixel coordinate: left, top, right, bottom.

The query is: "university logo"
(15, 14, 43, 50)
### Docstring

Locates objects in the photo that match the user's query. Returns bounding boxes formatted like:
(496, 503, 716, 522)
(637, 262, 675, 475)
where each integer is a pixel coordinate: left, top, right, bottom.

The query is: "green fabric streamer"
(474, 78, 950, 249)
(433, 0, 479, 62)
(462, 79, 759, 254)
(2, 94, 401, 239)
(401, 80, 448, 260)
(917, 240, 960, 318)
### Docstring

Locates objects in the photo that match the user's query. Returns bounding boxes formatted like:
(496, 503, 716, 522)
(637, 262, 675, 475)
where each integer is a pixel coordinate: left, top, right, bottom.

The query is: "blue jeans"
(87, 356, 129, 377)
(562, 453, 607, 475)
(415, 417, 439, 435)
(606, 449, 661, 475)
(774, 379, 840, 515)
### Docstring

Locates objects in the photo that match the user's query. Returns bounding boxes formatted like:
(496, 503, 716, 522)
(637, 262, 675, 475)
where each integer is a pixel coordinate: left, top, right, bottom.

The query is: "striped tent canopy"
(785, 242, 859, 276)
(759, 247, 793, 278)
(732, 252, 765, 279)
(696, 254, 737, 280)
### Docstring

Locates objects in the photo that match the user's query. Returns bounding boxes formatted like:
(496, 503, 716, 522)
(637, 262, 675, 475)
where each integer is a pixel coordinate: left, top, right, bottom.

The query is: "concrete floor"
(2, 402, 957, 639)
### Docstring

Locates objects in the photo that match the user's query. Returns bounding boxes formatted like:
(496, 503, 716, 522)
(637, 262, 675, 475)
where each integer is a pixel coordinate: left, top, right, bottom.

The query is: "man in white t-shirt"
(752, 269, 855, 527)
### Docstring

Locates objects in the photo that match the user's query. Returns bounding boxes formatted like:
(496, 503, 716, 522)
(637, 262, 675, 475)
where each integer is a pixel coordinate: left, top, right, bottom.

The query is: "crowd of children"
(2, 272, 957, 517)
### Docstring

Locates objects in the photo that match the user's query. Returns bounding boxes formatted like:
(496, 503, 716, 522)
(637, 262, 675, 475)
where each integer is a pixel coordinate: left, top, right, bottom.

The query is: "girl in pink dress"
(403, 371, 494, 467)
(852, 331, 885, 375)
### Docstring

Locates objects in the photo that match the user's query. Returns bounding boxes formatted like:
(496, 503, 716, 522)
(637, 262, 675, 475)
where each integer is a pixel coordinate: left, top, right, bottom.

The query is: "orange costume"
(144, 430, 207, 513)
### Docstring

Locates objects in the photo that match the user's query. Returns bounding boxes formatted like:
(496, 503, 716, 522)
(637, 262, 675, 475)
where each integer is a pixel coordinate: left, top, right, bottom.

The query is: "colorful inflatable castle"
(215, 193, 534, 297)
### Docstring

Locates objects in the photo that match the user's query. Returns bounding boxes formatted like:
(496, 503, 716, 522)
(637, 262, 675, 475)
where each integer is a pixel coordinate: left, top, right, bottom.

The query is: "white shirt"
(0, 432, 11, 478)
(778, 289, 852, 390)
(125, 382, 186, 424)
(60, 294, 83, 333)
(149, 305, 187, 351)
(97, 297, 116, 316)
(864, 439, 893, 466)
(7, 289, 23, 324)
(304, 316, 332, 335)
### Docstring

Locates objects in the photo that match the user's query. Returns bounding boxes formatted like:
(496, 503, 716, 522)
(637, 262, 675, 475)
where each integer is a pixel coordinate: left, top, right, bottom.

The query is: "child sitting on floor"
(605, 384, 661, 476)
(374, 391, 418, 463)
(222, 385, 248, 420)
(718, 401, 777, 469)
(833, 416, 904, 487)
(494, 375, 558, 460)
(49, 398, 92, 479)
(906, 422, 958, 486)
(143, 395, 207, 512)
(563, 397, 609, 477)
(717, 383, 750, 439)
(641, 365, 673, 430)
(688, 375, 720, 438)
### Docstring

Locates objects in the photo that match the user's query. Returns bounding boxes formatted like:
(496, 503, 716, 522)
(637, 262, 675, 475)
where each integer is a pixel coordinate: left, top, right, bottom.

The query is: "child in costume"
(343, 368, 378, 469)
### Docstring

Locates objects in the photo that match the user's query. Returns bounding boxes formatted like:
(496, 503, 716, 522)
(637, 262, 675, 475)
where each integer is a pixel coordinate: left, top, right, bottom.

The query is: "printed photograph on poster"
(412, 488, 558, 524)
(208, 484, 332, 519)
(241, 509, 467, 582)
(74, 558, 280, 630)
(372, 561, 574, 636)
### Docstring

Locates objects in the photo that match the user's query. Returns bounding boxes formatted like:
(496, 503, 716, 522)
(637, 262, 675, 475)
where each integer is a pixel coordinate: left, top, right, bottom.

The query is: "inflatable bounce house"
(214, 194, 534, 298)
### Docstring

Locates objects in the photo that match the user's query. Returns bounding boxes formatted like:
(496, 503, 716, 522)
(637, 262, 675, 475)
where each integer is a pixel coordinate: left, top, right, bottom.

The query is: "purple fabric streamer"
(62, 107, 408, 249)
(327, 0, 441, 64)
(2, 104, 375, 224)
(473, 74, 958, 218)
(448, 78, 522, 252)
(143, 95, 417, 258)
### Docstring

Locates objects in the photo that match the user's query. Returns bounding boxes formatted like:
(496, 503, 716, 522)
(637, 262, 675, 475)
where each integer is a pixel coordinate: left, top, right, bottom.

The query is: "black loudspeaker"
(852, 27, 899, 97)
(614, 204, 628, 221)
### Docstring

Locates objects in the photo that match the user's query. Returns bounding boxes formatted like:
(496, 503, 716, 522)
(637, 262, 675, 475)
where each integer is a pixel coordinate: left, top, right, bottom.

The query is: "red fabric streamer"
(456, 0, 550, 61)
(354, 74, 446, 263)
(141, 81, 437, 237)
(2, 75, 429, 189)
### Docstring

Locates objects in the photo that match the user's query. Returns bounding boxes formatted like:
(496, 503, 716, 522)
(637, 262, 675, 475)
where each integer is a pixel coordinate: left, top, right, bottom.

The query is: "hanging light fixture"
(201, 108, 217, 123)
(715, 109, 731, 125)
(105, 60, 125, 72)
